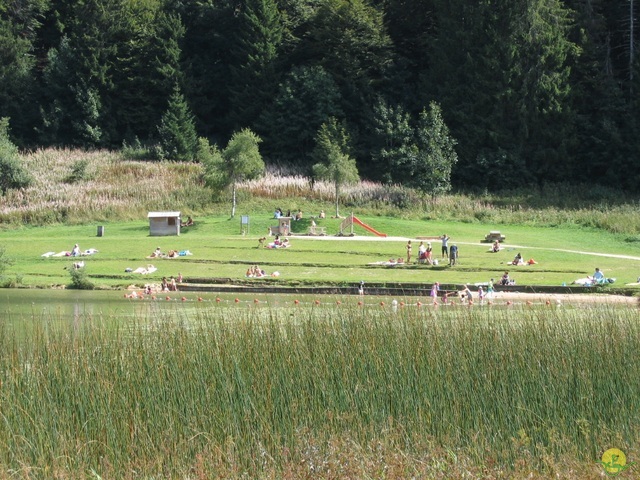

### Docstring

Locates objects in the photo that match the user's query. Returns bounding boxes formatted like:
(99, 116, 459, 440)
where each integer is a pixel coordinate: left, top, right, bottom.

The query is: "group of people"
(405, 234, 458, 266)
(274, 208, 327, 221)
(149, 247, 185, 258)
(259, 235, 290, 248)
(458, 281, 495, 304)
(441, 234, 458, 266)
(417, 241, 434, 264)
(273, 208, 305, 221)
(246, 265, 267, 278)
(427, 280, 497, 304)
(160, 274, 182, 292)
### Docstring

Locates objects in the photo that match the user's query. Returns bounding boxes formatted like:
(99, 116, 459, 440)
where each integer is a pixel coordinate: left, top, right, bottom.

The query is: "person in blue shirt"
(590, 267, 605, 284)
(449, 244, 458, 265)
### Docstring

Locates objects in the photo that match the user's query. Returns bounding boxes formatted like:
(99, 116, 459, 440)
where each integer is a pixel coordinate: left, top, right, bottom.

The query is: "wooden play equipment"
(269, 216, 291, 236)
(338, 213, 387, 237)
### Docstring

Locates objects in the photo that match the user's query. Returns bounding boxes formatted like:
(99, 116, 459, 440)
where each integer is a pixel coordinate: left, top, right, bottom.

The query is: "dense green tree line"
(0, 0, 638, 191)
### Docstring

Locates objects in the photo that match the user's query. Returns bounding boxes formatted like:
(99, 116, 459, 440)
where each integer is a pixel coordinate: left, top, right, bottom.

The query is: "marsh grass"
(0, 304, 638, 478)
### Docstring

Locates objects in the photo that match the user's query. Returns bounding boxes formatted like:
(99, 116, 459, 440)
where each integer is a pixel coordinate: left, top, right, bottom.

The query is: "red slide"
(352, 216, 387, 237)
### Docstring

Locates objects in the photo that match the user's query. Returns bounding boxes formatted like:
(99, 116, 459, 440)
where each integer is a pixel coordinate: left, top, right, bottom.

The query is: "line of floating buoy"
(122, 293, 565, 308)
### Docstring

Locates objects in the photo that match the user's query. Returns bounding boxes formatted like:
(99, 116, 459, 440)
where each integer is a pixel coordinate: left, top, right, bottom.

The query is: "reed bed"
(0, 304, 638, 478)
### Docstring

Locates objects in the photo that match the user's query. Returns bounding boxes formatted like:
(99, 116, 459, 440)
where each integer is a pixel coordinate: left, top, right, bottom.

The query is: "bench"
(484, 231, 506, 243)
(308, 226, 327, 236)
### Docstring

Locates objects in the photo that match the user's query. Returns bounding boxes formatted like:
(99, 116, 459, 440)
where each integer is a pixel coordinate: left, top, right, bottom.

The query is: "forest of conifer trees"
(1, 0, 639, 191)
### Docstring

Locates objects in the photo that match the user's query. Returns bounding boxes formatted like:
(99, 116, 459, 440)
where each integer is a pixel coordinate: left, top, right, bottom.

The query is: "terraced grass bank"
(1, 304, 638, 479)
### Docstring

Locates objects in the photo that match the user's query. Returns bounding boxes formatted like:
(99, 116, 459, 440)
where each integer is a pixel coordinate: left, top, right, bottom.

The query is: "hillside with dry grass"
(2, 148, 640, 238)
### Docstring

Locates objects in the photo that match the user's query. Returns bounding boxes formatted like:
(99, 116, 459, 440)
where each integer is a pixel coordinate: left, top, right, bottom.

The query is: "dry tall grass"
(0, 149, 206, 225)
(2, 148, 639, 236)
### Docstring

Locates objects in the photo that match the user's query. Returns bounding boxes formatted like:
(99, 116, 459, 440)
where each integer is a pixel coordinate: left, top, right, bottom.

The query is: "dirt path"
(293, 234, 640, 261)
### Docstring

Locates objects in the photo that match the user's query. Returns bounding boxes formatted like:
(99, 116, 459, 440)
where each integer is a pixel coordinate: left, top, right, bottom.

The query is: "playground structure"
(269, 216, 291, 236)
(338, 213, 387, 237)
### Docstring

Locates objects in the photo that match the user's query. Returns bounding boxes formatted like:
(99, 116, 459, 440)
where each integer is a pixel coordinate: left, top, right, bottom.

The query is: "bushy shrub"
(65, 159, 93, 183)
(0, 118, 32, 194)
(121, 137, 154, 161)
(0, 246, 13, 276)
(68, 265, 94, 290)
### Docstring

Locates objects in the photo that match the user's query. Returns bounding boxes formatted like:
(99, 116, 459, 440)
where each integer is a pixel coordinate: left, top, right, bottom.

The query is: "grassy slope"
(0, 148, 638, 290)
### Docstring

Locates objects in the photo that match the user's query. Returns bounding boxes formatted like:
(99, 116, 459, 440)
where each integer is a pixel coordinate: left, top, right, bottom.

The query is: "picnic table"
(484, 231, 506, 243)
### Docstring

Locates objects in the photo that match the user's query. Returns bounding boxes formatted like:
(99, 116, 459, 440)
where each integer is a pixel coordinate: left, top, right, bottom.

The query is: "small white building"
(148, 211, 181, 236)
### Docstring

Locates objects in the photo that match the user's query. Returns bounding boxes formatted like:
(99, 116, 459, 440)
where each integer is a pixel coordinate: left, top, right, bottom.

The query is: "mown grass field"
(1, 213, 640, 291)
(1, 149, 640, 292)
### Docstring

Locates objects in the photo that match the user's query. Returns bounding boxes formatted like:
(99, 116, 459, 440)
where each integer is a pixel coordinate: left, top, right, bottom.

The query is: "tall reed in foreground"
(0, 304, 638, 478)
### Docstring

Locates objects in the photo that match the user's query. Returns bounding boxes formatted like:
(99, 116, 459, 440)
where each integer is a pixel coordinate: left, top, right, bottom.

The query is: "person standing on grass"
(487, 278, 495, 300)
(441, 234, 450, 259)
(406, 240, 412, 264)
(449, 244, 458, 265)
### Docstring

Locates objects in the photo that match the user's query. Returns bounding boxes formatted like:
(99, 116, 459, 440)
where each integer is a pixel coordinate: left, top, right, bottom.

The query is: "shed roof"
(148, 211, 181, 218)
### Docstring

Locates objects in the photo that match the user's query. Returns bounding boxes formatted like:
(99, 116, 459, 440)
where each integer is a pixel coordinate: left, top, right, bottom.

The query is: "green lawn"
(2, 214, 640, 290)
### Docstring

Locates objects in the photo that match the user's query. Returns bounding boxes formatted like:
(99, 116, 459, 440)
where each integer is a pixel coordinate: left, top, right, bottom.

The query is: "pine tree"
(157, 86, 198, 161)
(228, 0, 283, 130)
(257, 65, 343, 168)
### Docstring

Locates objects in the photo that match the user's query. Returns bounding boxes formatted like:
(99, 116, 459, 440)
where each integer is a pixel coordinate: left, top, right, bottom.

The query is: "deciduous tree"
(202, 129, 265, 218)
(312, 118, 359, 218)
